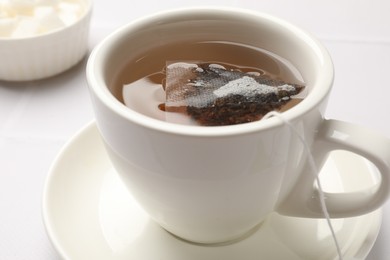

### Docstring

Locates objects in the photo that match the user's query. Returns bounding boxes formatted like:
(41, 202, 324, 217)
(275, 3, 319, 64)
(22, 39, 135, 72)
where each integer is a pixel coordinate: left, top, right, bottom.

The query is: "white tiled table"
(1, 0, 389, 259)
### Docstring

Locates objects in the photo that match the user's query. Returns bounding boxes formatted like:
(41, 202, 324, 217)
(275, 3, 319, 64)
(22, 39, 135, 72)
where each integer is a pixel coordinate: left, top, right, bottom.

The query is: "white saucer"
(43, 122, 382, 260)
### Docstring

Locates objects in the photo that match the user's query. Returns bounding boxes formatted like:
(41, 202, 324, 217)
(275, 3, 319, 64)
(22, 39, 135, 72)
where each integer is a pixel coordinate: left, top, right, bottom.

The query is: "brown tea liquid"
(111, 41, 305, 126)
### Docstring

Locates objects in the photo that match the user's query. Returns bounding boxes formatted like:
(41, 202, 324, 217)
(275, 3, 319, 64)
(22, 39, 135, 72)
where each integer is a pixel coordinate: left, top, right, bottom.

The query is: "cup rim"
(86, 7, 334, 137)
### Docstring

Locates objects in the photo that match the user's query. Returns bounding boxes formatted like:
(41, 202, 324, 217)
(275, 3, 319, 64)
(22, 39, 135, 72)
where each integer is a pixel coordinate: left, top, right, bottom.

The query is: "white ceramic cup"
(87, 7, 390, 244)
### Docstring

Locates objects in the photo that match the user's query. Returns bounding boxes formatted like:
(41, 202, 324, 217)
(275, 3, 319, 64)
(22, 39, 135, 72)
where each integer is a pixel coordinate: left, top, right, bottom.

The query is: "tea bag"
(165, 62, 304, 126)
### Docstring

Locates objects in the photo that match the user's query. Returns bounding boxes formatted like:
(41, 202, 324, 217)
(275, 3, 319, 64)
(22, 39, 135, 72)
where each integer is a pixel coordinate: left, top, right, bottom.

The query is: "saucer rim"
(42, 122, 95, 260)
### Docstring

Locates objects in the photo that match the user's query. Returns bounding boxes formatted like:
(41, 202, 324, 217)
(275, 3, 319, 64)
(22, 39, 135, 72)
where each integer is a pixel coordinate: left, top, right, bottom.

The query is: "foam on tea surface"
(163, 62, 304, 126)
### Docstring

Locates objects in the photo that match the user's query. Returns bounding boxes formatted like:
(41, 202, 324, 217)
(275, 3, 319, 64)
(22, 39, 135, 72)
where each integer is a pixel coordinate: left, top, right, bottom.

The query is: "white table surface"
(1, 0, 389, 259)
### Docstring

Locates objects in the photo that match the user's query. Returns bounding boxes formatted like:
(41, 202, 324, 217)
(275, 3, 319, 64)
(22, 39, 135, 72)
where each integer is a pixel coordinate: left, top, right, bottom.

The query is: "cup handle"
(277, 119, 390, 218)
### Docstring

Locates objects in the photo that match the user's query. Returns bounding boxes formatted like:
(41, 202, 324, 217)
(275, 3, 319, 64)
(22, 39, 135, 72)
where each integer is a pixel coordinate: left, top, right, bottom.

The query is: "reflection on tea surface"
(113, 41, 305, 126)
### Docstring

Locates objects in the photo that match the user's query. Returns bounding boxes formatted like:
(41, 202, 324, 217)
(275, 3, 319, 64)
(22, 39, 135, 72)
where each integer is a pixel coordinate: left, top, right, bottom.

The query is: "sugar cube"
(8, 0, 35, 16)
(11, 16, 40, 38)
(57, 2, 80, 25)
(35, 0, 60, 5)
(36, 8, 65, 33)
(0, 17, 17, 37)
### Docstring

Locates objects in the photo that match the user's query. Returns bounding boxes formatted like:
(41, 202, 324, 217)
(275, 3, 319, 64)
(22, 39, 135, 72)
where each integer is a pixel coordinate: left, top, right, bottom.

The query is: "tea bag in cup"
(164, 61, 305, 126)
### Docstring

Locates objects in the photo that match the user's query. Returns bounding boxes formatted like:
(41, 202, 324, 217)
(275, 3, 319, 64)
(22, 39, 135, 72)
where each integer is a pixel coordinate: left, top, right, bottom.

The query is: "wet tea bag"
(165, 61, 305, 126)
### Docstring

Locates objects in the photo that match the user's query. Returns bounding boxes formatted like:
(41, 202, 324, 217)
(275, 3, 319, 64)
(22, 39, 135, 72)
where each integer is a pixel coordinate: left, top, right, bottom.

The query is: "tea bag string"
(264, 111, 343, 260)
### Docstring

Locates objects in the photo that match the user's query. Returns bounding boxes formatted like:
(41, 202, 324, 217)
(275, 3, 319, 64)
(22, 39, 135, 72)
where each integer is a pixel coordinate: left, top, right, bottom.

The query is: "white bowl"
(0, 0, 92, 81)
